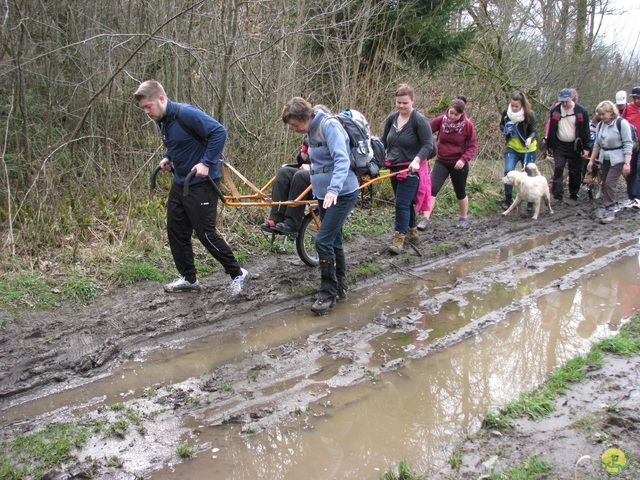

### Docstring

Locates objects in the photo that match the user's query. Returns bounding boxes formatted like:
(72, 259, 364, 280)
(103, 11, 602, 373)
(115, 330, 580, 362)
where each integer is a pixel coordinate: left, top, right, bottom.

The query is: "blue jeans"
(315, 190, 358, 259)
(504, 148, 537, 197)
(390, 172, 419, 234)
(625, 149, 639, 200)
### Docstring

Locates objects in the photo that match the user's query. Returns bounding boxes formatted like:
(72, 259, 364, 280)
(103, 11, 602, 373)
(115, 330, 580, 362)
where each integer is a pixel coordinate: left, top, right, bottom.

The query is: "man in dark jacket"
(546, 88, 592, 202)
(134, 80, 247, 295)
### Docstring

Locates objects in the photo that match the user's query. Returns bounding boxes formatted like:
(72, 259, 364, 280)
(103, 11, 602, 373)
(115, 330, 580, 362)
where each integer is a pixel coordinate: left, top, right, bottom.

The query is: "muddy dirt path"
(1, 198, 639, 479)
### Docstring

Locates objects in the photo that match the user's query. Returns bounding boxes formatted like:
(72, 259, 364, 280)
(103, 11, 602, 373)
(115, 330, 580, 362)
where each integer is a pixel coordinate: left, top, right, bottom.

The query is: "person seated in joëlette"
(260, 142, 312, 238)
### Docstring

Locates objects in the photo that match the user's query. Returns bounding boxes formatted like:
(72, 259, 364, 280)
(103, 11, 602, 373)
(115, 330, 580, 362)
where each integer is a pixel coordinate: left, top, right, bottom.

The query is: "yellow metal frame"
(218, 159, 406, 209)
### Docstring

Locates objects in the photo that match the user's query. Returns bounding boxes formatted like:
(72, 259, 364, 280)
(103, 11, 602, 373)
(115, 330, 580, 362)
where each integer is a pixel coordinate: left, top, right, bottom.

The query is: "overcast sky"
(601, 0, 640, 57)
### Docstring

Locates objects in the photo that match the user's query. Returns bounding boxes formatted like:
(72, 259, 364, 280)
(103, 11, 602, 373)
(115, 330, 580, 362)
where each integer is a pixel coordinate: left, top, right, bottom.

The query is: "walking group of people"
(543, 87, 639, 224)
(134, 79, 639, 315)
(274, 85, 478, 313)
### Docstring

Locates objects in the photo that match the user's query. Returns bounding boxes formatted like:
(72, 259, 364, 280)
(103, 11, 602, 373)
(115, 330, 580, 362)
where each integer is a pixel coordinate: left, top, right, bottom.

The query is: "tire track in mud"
(171, 210, 639, 440)
(0, 200, 638, 478)
(0, 205, 631, 412)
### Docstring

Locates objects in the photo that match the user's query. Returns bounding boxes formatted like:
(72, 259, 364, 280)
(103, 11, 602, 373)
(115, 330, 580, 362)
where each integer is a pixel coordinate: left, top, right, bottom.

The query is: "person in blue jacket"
(281, 97, 359, 314)
(134, 80, 247, 295)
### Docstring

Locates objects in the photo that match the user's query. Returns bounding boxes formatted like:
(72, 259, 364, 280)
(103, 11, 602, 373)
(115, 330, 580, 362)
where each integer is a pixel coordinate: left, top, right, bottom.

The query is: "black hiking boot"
(272, 222, 299, 238)
(312, 255, 338, 314)
(336, 287, 348, 303)
(311, 295, 337, 315)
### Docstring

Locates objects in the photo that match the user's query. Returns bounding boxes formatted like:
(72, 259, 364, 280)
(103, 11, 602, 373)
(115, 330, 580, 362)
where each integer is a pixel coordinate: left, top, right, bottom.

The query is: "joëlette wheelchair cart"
(151, 159, 406, 267)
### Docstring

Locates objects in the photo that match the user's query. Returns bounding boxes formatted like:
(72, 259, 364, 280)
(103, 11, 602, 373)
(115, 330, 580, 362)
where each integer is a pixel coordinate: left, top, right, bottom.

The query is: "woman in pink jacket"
(423, 98, 477, 228)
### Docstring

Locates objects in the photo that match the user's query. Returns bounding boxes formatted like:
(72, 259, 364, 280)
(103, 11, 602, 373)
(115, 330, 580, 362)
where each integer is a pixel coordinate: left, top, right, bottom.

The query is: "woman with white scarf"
(499, 91, 538, 210)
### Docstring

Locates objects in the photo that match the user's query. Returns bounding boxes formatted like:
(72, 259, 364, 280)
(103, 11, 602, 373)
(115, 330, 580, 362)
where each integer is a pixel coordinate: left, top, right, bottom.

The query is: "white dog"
(502, 163, 554, 220)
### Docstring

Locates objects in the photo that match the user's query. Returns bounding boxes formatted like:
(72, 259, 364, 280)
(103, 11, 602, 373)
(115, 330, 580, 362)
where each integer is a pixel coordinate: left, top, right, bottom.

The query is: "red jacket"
(430, 113, 477, 164)
(622, 102, 640, 131)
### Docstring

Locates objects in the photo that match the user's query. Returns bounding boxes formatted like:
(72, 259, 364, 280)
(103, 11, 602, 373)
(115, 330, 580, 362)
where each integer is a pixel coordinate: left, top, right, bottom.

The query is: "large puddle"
(3, 234, 640, 479)
(147, 238, 640, 479)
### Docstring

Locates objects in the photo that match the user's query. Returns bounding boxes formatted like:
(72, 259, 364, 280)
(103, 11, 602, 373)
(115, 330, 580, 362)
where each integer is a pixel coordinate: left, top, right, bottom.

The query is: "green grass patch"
(123, 407, 143, 426)
(61, 272, 101, 304)
(289, 285, 316, 296)
(247, 370, 260, 383)
(432, 242, 455, 254)
(219, 381, 234, 393)
(0, 273, 57, 310)
(345, 204, 394, 238)
(487, 352, 598, 428)
(0, 422, 90, 479)
(593, 328, 640, 355)
(106, 456, 124, 468)
(449, 447, 463, 469)
(105, 420, 128, 438)
(176, 443, 195, 459)
(487, 456, 553, 479)
(380, 459, 423, 480)
(351, 261, 384, 278)
(568, 412, 598, 432)
(112, 259, 163, 286)
(481, 411, 514, 431)
(483, 315, 640, 431)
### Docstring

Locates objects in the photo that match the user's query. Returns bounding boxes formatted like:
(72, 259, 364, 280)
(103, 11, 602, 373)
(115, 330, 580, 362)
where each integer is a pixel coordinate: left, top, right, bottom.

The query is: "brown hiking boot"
(406, 227, 419, 245)
(388, 232, 405, 255)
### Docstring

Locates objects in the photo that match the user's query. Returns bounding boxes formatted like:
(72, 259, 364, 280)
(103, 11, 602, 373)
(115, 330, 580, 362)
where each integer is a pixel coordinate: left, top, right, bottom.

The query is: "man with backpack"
(134, 80, 248, 295)
(622, 86, 640, 208)
(546, 88, 592, 203)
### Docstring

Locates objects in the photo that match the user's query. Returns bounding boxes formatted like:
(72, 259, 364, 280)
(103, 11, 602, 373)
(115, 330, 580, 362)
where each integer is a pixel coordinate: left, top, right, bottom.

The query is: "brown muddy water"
(4, 235, 640, 479)
(154, 237, 638, 479)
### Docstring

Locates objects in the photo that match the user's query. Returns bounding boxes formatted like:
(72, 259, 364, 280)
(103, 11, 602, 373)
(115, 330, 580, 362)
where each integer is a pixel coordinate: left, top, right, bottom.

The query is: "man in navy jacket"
(134, 80, 247, 295)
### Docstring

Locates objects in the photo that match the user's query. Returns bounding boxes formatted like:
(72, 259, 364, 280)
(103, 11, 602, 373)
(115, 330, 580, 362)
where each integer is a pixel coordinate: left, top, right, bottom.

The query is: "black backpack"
(171, 103, 207, 146)
(616, 117, 639, 153)
(318, 109, 385, 177)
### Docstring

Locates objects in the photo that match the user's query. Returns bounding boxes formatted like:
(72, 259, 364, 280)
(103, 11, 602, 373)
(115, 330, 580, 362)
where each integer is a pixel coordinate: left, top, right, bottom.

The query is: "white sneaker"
(164, 277, 201, 293)
(620, 199, 634, 209)
(632, 199, 640, 209)
(230, 268, 248, 295)
(416, 217, 430, 230)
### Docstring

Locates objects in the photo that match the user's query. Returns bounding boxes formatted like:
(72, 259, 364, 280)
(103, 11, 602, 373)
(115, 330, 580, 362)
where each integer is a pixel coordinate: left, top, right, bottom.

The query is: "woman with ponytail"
(499, 91, 538, 210)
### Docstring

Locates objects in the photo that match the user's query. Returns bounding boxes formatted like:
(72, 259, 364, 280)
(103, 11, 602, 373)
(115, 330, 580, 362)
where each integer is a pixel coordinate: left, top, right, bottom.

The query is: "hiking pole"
(183, 169, 227, 204)
(150, 164, 174, 190)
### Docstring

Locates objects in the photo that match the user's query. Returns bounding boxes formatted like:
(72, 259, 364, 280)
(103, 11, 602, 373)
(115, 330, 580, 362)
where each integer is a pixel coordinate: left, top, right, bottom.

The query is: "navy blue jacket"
(158, 99, 226, 185)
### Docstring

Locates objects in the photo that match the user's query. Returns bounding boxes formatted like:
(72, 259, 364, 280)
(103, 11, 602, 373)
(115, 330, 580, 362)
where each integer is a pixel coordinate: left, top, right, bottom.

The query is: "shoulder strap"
(317, 115, 345, 145)
(316, 114, 331, 144)
(595, 120, 603, 138)
(173, 104, 207, 146)
(409, 109, 420, 136)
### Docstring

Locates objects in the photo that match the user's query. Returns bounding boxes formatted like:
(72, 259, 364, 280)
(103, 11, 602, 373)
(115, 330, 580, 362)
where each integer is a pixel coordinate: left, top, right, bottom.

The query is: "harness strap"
(505, 121, 532, 168)
(310, 166, 334, 175)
